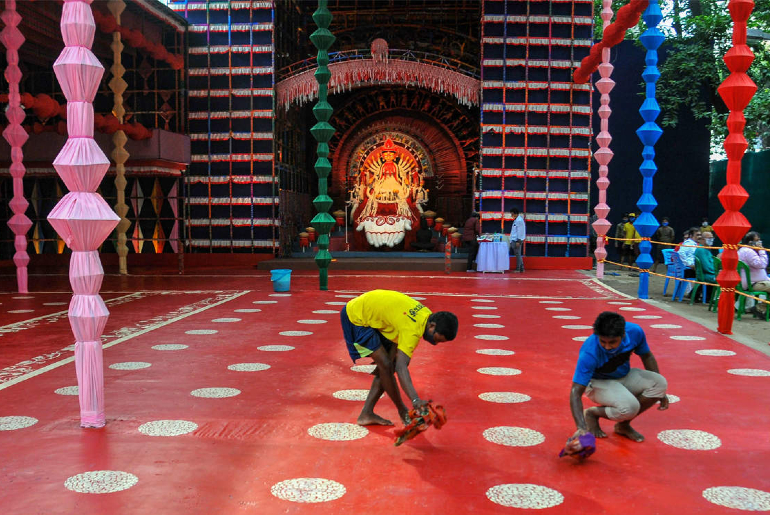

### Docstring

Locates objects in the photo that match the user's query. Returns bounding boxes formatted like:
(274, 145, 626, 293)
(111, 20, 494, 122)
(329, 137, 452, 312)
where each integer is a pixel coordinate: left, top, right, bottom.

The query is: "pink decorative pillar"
(1, 0, 31, 293)
(592, 0, 615, 279)
(47, 0, 120, 428)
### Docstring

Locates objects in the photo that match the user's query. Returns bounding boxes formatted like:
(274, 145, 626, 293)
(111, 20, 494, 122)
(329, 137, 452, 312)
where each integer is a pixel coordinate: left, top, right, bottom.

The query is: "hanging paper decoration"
(47, 0, 120, 428)
(713, 0, 756, 334)
(634, 0, 665, 298)
(1, 0, 31, 293)
(277, 58, 480, 110)
(573, 0, 649, 84)
(108, 0, 130, 274)
(309, 0, 337, 290)
(592, 0, 615, 279)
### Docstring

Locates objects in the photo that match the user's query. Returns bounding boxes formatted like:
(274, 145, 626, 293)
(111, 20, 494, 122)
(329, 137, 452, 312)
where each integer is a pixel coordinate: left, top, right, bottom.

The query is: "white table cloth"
(477, 241, 510, 273)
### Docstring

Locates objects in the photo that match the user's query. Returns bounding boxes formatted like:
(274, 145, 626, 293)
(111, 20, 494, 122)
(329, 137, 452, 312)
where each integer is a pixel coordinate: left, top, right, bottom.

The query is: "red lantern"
(451, 233, 462, 248)
(426, 217, 434, 227)
(299, 236, 309, 248)
(335, 216, 344, 227)
(434, 221, 444, 232)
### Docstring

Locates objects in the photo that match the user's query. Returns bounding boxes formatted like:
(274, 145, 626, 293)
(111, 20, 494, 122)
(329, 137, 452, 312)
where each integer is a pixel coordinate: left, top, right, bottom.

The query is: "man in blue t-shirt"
(569, 311, 669, 443)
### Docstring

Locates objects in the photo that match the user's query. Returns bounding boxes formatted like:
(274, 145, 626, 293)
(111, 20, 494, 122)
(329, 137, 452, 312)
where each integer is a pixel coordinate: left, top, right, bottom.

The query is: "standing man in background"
(615, 213, 629, 265)
(510, 207, 526, 273)
(652, 217, 675, 272)
(463, 211, 481, 272)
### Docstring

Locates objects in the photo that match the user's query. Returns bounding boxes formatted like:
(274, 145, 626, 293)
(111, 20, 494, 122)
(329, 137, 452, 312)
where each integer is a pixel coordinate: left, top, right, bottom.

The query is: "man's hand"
(658, 395, 669, 411)
(412, 398, 430, 410)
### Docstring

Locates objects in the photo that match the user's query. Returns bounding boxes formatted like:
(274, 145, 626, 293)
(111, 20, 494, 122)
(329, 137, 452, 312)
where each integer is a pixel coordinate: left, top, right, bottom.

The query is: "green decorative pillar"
(309, 0, 336, 290)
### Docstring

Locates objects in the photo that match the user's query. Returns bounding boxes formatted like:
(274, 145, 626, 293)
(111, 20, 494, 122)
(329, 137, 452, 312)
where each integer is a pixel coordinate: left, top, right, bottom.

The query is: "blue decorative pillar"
(634, 0, 664, 299)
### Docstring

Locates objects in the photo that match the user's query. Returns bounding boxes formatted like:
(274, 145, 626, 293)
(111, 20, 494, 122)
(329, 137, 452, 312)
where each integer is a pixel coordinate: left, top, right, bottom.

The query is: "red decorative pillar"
(713, 0, 756, 334)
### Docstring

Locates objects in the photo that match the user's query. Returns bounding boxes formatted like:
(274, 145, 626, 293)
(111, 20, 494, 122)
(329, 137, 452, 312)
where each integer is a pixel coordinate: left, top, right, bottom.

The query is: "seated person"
(738, 230, 769, 317)
(693, 231, 717, 301)
(677, 227, 701, 294)
(411, 216, 435, 251)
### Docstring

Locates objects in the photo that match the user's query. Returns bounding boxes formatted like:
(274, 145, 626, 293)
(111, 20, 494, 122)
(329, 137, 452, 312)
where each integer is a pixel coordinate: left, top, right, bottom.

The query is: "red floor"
(1, 270, 769, 513)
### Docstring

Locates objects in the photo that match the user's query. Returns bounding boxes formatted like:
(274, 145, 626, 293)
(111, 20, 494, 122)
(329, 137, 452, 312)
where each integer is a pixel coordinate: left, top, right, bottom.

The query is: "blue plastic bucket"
(271, 269, 292, 292)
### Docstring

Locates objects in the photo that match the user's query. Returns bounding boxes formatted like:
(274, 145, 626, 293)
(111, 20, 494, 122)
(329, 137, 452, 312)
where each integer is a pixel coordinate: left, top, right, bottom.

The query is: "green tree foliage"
(593, 0, 770, 156)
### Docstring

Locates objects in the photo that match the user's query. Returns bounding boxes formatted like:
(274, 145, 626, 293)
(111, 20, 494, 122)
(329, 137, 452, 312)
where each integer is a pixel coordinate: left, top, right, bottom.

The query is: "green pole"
(309, 0, 336, 290)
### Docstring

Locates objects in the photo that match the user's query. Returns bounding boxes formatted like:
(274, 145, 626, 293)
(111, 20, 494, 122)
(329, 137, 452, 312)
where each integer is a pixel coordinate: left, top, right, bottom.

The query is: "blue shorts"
(340, 306, 393, 362)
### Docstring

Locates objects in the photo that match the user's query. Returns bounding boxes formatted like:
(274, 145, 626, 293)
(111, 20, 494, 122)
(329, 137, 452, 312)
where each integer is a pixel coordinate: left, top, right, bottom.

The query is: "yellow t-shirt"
(623, 222, 640, 244)
(345, 290, 432, 358)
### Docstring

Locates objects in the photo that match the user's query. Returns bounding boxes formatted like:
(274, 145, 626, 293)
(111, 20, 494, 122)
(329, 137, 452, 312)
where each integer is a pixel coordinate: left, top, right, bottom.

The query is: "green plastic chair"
(708, 257, 722, 312)
(735, 261, 770, 321)
(691, 256, 718, 305)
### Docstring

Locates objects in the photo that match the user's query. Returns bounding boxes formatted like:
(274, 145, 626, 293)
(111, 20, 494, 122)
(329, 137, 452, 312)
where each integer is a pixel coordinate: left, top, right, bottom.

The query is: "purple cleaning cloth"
(559, 433, 596, 459)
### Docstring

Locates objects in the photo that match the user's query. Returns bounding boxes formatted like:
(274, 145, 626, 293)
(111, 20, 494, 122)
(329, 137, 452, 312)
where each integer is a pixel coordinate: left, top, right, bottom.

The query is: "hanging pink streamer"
(1, 0, 31, 292)
(47, 0, 119, 429)
(277, 59, 480, 109)
(593, 0, 616, 278)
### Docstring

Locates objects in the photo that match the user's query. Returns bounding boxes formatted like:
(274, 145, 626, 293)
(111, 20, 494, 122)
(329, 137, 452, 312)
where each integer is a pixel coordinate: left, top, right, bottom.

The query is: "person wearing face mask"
(568, 311, 668, 444)
(341, 290, 458, 426)
(622, 213, 641, 269)
(652, 217, 675, 272)
(737, 231, 769, 318)
(701, 218, 713, 234)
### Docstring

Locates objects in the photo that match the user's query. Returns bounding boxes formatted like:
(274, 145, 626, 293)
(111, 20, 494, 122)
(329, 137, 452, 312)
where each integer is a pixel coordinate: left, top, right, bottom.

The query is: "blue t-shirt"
(572, 322, 651, 386)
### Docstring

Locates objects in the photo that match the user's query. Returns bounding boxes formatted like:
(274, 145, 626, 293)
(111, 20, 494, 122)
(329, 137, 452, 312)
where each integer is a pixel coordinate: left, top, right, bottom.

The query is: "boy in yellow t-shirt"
(341, 290, 459, 426)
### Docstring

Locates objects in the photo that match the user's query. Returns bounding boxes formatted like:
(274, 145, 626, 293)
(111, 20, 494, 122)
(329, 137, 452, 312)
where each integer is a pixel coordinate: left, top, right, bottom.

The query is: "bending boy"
(341, 290, 458, 426)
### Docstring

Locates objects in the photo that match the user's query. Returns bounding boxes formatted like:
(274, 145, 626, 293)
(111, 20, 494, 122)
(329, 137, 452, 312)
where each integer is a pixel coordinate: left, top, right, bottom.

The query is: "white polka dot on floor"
(562, 325, 593, 330)
(335, 294, 357, 298)
(138, 420, 198, 437)
(212, 318, 241, 323)
(670, 335, 706, 341)
(308, 423, 368, 441)
(477, 367, 521, 376)
(727, 369, 770, 377)
(109, 362, 151, 370)
(702, 486, 770, 510)
(228, 363, 271, 371)
(64, 470, 139, 494)
(55, 386, 79, 396)
(545, 307, 572, 311)
(0, 416, 38, 431)
(476, 349, 514, 356)
(695, 349, 736, 356)
(473, 314, 501, 319)
(258, 345, 294, 352)
(190, 387, 240, 398)
(269, 293, 291, 297)
(657, 429, 721, 450)
(279, 331, 313, 336)
(634, 315, 662, 319)
(486, 484, 564, 509)
(185, 329, 218, 335)
(234, 308, 261, 313)
(333, 389, 370, 401)
(478, 392, 531, 403)
(253, 300, 277, 304)
(475, 334, 509, 341)
(572, 336, 589, 342)
(483, 426, 545, 447)
(539, 300, 563, 304)
(351, 365, 376, 373)
(472, 306, 498, 310)
(313, 310, 339, 314)
(471, 299, 495, 303)
(474, 323, 505, 329)
(325, 301, 347, 306)
(12, 296, 34, 299)
(270, 478, 346, 503)
(608, 301, 633, 305)
(152, 344, 188, 351)
(297, 319, 327, 324)
(8, 309, 34, 313)
(619, 307, 646, 311)
(44, 302, 67, 306)
(651, 324, 682, 329)
(554, 315, 581, 319)
(411, 296, 426, 300)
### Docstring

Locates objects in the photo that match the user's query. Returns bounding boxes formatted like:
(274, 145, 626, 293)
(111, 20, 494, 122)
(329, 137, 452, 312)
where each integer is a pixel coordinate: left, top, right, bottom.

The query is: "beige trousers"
(585, 368, 667, 421)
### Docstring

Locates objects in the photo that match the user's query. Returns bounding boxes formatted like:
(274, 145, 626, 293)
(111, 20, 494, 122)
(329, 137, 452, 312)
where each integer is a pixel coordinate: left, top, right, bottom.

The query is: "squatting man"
(569, 311, 669, 444)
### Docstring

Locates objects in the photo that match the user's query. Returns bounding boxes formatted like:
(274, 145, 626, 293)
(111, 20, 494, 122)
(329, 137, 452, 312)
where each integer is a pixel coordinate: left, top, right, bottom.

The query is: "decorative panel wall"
(480, 0, 593, 257)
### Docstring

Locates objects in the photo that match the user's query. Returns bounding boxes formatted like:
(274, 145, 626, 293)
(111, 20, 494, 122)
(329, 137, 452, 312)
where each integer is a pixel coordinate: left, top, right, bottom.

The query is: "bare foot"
(614, 421, 644, 442)
(357, 413, 394, 426)
(584, 409, 607, 438)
